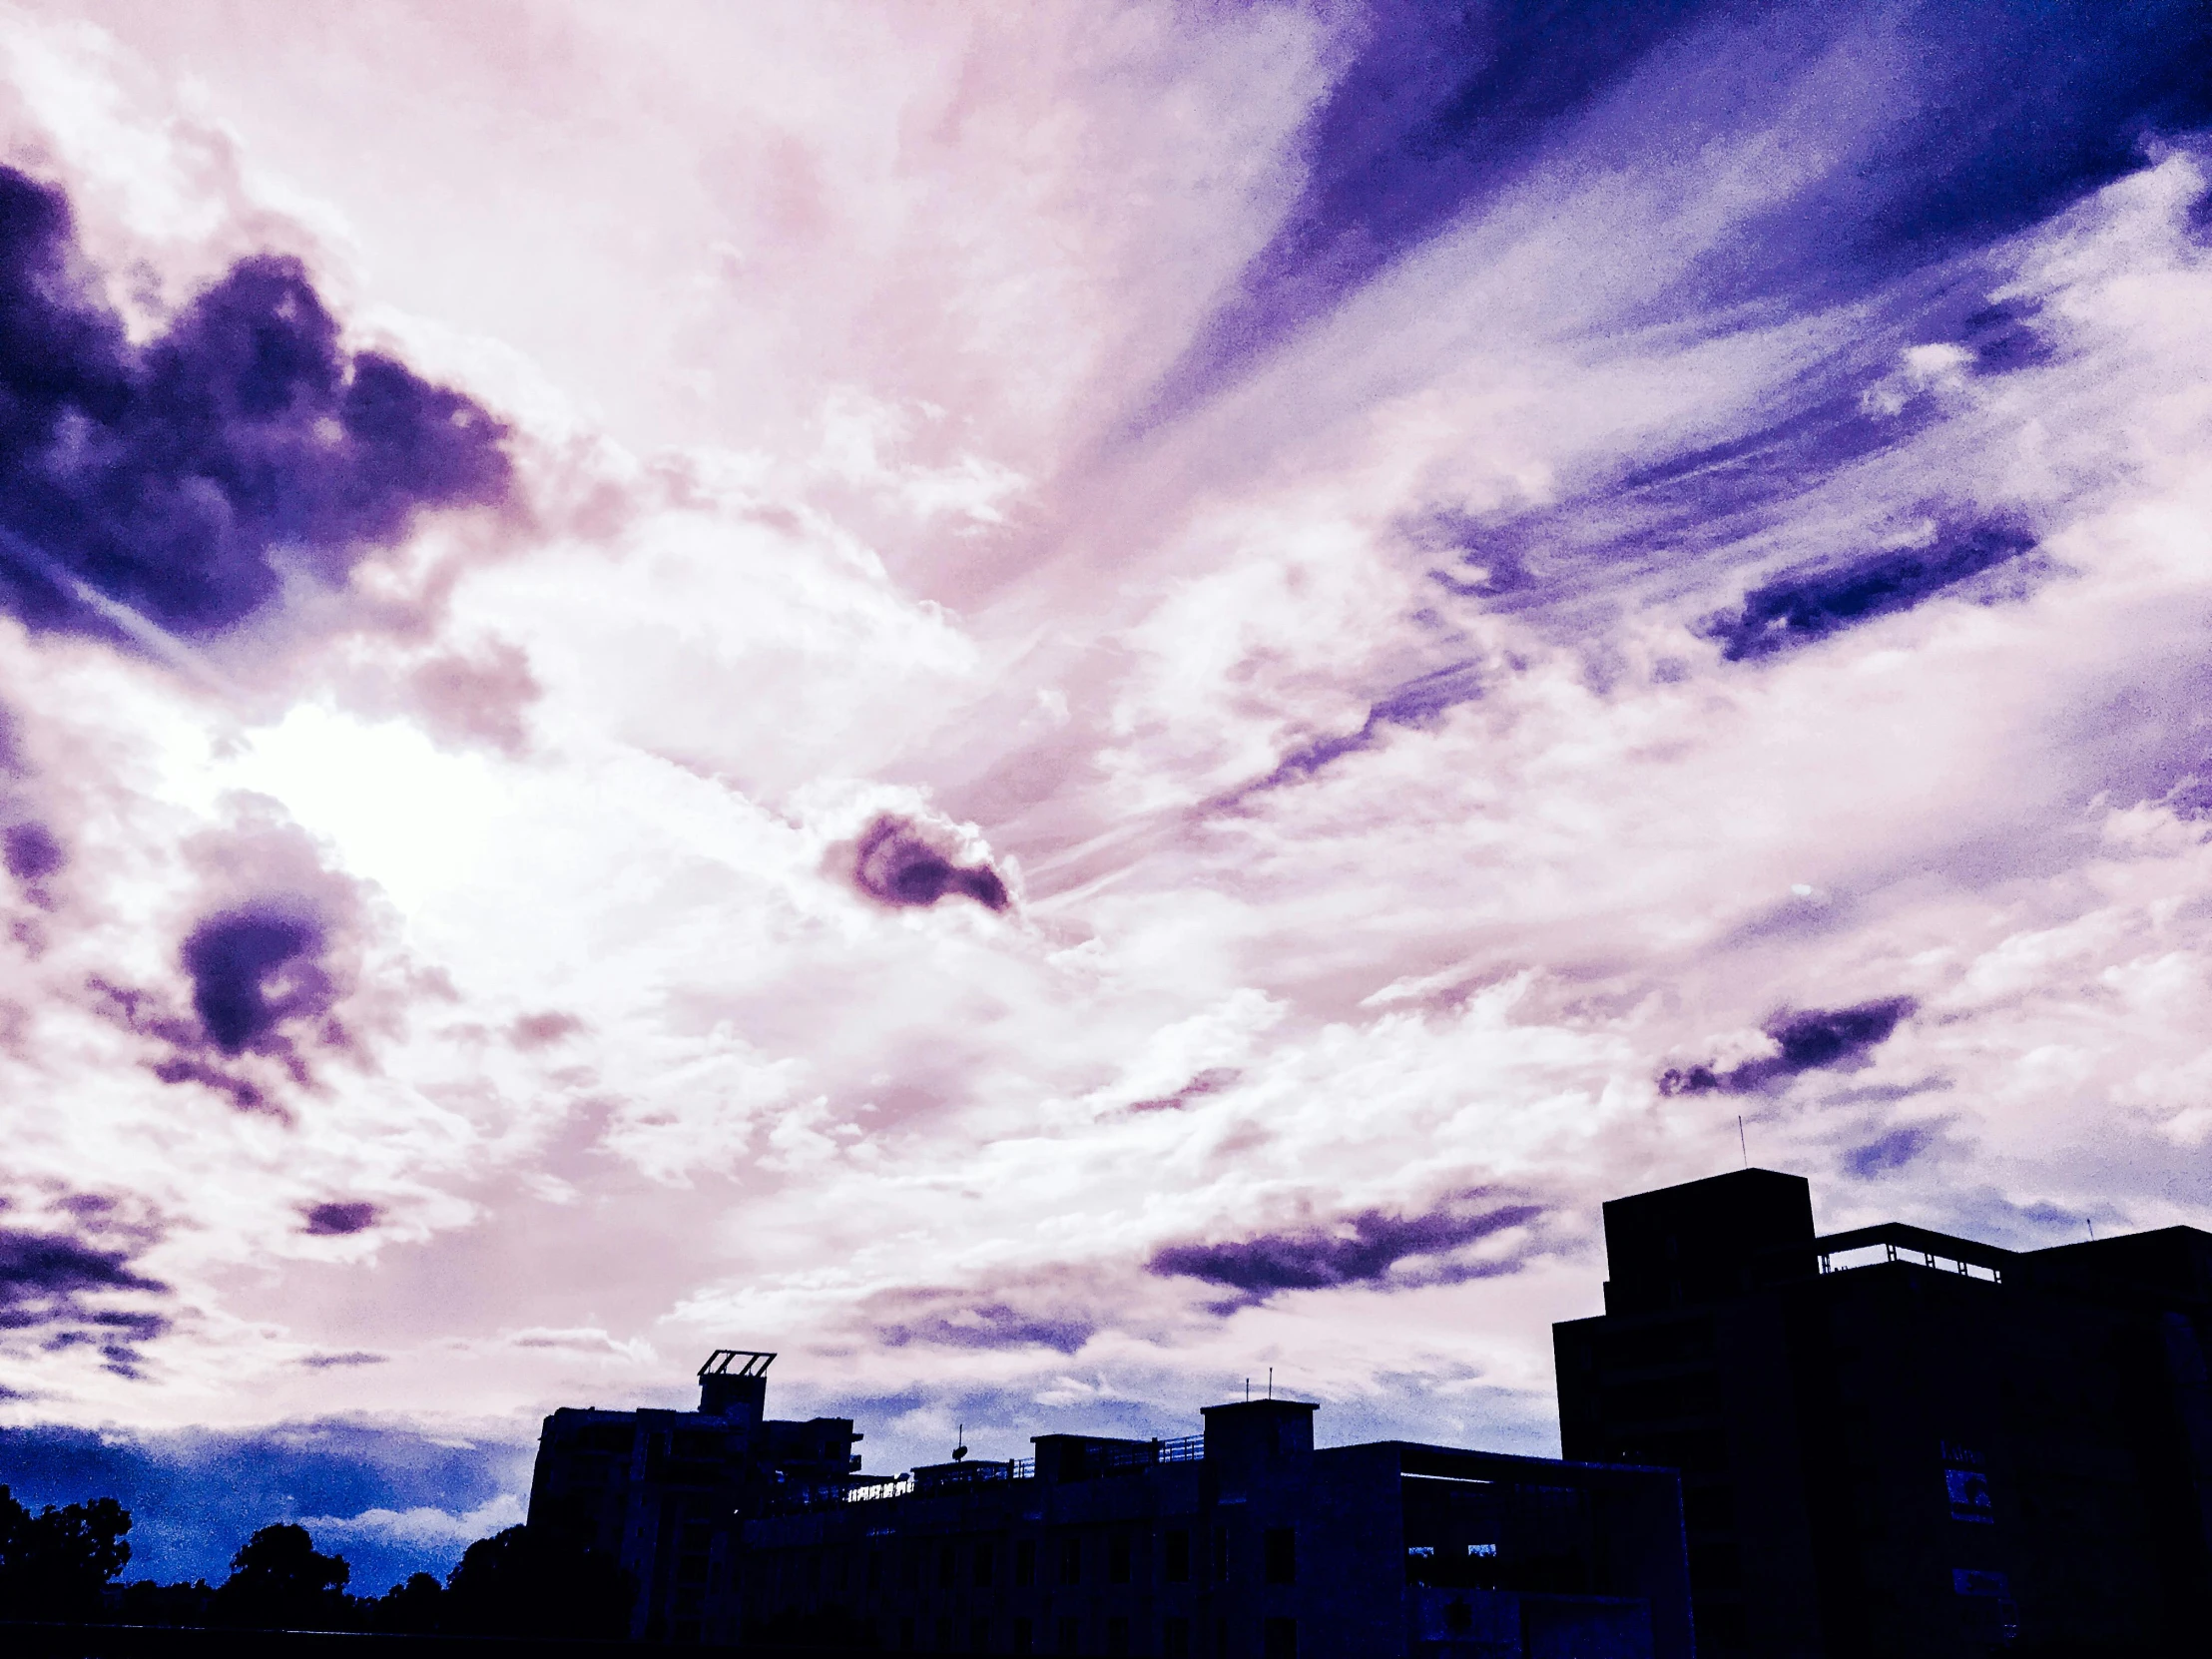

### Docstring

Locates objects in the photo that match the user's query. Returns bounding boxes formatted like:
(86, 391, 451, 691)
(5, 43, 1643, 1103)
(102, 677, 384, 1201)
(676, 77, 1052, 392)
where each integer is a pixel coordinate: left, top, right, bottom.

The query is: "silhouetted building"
(706, 1396, 1694, 1657)
(1554, 1168, 2212, 1657)
(526, 1350, 860, 1642)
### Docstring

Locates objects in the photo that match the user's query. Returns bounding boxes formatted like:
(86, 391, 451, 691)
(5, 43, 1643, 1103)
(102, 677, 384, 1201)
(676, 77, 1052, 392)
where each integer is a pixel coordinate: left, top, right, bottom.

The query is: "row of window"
(746, 1525, 1299, 1597)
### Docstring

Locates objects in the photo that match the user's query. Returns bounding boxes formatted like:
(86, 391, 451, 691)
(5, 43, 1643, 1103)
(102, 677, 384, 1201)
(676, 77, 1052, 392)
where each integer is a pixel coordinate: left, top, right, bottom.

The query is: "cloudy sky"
(5, 0, 2212, 1589)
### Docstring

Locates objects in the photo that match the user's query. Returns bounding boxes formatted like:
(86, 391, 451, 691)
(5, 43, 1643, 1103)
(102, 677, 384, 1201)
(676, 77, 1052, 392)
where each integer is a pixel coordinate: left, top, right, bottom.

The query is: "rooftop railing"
(1096, 1433, 1205, 1471)
(1815, 1223, 2010, 1285)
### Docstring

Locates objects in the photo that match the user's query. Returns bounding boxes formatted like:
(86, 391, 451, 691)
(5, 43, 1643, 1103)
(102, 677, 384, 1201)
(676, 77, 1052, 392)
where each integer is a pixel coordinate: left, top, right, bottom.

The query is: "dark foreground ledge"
(1, 1628, 635, 1659)
(0, 1628, 895, 1659)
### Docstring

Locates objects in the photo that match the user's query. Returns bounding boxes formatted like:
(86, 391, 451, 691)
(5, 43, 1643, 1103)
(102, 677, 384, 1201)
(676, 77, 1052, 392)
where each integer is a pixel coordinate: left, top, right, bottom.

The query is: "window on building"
(1263, 1616, 1298, 1659)
(1109, 1533, 1132, 1584)
(1214, 1526, 1230, 1582)
(868, 1551, 883, 1589)
(1013, 1615, 1034, 1655)
(1164, 1526, 1190, 1582)
(1060, 1534, 1083, 1585)
(937, 1616, 956, 1651)
(974, 1617, 993, 1654)
(1164, 1615, 1191, 1658)
(899, 1614, 915, 1651)
(940, 1543, 958, 1588)
(1016, 1538, 1037, 1587)
(1107, 1614, 1130, 1655)
(1264, 1528, 1296, 1585)
(976, 1540, 995, 1587)
(1058, 1614, 1081, 1654)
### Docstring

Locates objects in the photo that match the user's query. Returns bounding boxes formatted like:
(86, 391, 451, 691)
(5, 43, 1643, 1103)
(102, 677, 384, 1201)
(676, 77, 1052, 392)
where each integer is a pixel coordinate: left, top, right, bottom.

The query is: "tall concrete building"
(1553, 1168, 2212, 1657)
(525, 1350, 860, 1642)
(708, 1395, 1694, 1657)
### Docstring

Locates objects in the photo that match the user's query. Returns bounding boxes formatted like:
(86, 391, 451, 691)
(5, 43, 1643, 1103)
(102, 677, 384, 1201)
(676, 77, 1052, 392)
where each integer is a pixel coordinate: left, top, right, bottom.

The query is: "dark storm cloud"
(180, 904, 333, 1056)
(1148, 0, 2212, 413)
(1148, 1196, 1543, 1304)
(1660, 996, 1917, 1096)
(0, 166, 508, 645)
(1697, 522, 2040, 662)
(0, 1420, 529, 1594)
(298, 1202, 378, 1237)
(852, 817, 1008, 912)
(0, 1225, 169, 1376)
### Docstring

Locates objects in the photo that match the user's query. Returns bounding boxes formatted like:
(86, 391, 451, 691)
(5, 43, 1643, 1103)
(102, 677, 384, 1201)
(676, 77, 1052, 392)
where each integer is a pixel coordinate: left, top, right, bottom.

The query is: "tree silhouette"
(209, 1521, 352, 1630)
(444, 1524, 633, 1639)
(0, 1485, 133, 1619)
(365, 1569, 446, 1634)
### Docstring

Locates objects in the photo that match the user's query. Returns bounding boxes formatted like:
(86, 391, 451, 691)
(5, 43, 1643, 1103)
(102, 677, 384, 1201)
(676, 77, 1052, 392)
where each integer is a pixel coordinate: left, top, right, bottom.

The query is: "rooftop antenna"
(1245, 1377, 1251, 1401)
(1738, 1116, 1748, 1168)
(2087, 1219, 2097, 1242)
(1267, 1368, 1274, 1400)
(952, 1423, 967, 1462)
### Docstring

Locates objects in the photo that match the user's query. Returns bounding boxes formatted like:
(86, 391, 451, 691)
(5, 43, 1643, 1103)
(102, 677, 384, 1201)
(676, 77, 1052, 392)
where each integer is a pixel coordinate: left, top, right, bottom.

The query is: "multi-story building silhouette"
(525, 1350, 861, 1642)
(708, 1396, 1694, 1657)
(526, 1357, 1694, 1654)
(1553, 1167, 2212, 1657)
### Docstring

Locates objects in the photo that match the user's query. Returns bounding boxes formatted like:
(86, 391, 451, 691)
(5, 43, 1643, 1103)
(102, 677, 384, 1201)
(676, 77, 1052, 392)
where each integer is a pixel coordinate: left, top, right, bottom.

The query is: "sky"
(3, 0, 2212, 1592)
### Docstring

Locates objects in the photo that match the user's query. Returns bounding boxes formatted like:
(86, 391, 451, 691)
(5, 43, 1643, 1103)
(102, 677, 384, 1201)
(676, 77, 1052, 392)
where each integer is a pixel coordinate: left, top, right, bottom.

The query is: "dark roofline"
(1349, 1440, 1680, 1487)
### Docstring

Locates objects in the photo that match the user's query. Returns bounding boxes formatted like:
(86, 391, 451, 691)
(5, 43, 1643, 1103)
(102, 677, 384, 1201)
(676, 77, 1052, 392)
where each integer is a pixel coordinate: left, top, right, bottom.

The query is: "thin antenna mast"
(1267, 1368, 1273, 1400)
(1738, 1116, 1748, 1168)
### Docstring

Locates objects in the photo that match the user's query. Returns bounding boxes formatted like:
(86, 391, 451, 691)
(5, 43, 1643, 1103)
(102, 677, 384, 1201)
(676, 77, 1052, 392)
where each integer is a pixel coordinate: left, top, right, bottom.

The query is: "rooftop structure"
(524, 1350, 858, 1642)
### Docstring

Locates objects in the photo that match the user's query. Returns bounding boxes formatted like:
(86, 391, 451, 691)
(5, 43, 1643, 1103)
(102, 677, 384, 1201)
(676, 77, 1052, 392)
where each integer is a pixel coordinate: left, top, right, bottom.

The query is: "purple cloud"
(1149, 1197, 1543, 1303)
(1661, 997, 1918, 1096)
(1844, 1124, 1935, 1178)
(1699, 522, 2040, 661)
(0, 166, 508, 645)
(1240, 661, 1486, 796)
(852, 817, 1008, 911)
(0, 1226, 170, 1377)
(299, 1202, 379, 1237)
(2, 820, 63, 881)
(180, 905, 334, 1056)
(874, 1299, 1096, 1356)
(1146, 0, 2212, 416)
